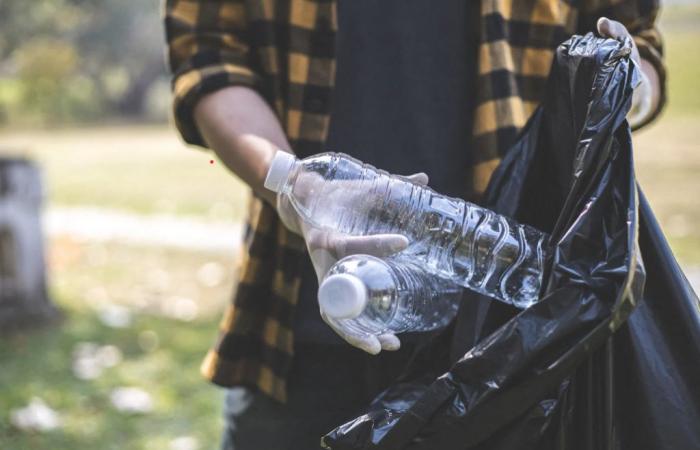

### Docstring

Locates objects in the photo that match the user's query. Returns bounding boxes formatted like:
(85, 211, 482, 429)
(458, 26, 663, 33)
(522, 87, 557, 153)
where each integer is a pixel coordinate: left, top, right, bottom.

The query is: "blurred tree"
(0, 0, 167, 123)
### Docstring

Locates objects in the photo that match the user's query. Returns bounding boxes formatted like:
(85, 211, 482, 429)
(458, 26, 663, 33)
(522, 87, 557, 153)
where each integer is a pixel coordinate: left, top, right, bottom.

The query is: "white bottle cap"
(264, 151, 297, 193)
(318, 274, 369, 319)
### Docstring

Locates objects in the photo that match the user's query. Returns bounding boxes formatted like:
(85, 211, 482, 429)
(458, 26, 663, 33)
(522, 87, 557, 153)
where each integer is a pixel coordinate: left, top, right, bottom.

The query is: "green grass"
(0, 125, 249, 219)
(658, 5, 700, 116)
(0, 241, 237, 450)
(0, 307, 223, 450)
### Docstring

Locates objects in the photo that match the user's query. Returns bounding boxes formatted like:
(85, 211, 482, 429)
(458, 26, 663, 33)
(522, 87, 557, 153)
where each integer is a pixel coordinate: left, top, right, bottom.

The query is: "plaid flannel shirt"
(165, 0, 665, 403)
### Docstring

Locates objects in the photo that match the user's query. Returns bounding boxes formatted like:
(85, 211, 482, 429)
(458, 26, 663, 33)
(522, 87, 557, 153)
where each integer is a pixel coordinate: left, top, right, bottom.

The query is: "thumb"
(377, 334, 401, 351)
(597, 17, 627, 40)
(331, 233, 409, 258)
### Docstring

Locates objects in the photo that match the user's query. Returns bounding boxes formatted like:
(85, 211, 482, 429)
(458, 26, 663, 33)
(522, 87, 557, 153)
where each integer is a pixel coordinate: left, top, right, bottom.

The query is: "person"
(164, 1, 665, 448)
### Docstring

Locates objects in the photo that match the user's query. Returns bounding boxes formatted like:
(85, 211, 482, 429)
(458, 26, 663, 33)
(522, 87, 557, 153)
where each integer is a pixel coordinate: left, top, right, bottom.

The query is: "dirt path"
(46, 207, 242, 254)
(44, 206, 700, 294)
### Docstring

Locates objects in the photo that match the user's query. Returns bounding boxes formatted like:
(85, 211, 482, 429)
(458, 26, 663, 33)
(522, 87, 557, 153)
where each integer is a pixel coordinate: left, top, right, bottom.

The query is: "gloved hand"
(306, 226, 408, 354)
(596, 17, 657, 128)
(276, 169, 429, 354)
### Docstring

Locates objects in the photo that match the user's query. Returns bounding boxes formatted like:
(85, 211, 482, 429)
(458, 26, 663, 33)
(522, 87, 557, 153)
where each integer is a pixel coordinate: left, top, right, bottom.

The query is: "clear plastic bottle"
(318, 255, 462, 335)
(265, 152, 548, 308)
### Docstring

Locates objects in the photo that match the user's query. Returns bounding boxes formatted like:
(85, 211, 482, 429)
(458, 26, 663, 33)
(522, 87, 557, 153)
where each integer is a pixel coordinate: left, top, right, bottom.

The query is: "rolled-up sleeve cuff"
(172, 63, 258, 147)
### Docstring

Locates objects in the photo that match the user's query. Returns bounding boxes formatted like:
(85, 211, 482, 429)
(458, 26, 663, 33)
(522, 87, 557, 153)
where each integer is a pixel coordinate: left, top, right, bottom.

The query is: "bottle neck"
(278, 161, 299, 196)
(264, 151, 297, 194)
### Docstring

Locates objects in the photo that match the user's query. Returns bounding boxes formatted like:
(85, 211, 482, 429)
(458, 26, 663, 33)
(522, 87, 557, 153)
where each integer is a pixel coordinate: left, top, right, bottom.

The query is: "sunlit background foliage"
(0, 0, 167, 124)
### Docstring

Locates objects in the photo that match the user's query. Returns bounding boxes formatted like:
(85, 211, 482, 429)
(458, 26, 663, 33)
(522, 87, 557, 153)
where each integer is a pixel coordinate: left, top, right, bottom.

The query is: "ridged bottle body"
(283, 152, 547, 308)
(325, 255, 462, 335)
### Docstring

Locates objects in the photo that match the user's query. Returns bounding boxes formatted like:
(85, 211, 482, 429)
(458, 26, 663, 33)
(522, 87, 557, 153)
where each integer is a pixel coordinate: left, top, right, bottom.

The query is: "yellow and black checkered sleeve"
(578, 0, 666, 128)
(165, 0, 258, 146)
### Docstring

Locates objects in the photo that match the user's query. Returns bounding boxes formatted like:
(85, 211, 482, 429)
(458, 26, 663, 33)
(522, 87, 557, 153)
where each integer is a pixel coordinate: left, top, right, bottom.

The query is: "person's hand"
(306, 172, 428, 354)
(596, 17, 640, 66)
(276, 168, 429, 354)
(597, 17, 660, 127)
(291, 170, 429, 274)
(276, 168, 429, 237)
(308, 226, 408, 355)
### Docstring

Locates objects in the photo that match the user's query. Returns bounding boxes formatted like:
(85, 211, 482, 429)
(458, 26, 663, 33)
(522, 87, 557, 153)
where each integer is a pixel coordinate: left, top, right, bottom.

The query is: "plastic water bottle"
(318, 255, 462, 335)
(265, 152, 548, 308)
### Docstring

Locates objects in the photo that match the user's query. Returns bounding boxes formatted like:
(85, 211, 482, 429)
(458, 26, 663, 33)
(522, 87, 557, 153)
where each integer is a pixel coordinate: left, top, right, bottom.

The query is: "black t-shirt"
(295, 0, 480, 343)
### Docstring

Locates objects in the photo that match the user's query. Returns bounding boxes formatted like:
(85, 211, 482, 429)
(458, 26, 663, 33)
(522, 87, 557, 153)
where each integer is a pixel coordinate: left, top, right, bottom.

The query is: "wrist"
(629, 58, 661, 129)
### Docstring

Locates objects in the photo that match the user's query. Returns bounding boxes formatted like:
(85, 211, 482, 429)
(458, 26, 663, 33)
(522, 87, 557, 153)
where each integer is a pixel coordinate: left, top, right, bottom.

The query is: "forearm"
(639, 58, 660, 112)
(630, 57, 661, 127)
(194, 86, 291, 205)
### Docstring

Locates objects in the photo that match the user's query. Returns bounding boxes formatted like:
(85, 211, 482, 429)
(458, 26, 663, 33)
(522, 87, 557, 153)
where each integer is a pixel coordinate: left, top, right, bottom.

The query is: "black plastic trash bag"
(322, 33, 700, 450)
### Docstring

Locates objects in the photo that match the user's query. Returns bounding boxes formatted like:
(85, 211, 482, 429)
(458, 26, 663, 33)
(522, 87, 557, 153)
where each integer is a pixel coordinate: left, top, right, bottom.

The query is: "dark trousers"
(220, 342, 415, 450)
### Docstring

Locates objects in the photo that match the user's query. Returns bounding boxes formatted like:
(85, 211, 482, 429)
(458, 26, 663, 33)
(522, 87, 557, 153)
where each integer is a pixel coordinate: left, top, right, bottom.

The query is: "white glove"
(596, 17, 656, 128)
(276, 170, 430, 354)
(628, 68, 653, 128)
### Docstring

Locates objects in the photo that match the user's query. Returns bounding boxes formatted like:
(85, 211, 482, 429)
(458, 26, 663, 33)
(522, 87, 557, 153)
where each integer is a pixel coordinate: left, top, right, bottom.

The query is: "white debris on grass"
(72, 357, 101, 381)
(162, 296, 199, 322)
(169, 435, 200, 450)
(96, 345, 123, 367)
(72, 342, 101, 380)
(196, 261, 226, 288)
(10, 398, 61, 432)
(72, 342, 123, 380)
(96, 304, 132, 328)
(110, 387, 154, 414)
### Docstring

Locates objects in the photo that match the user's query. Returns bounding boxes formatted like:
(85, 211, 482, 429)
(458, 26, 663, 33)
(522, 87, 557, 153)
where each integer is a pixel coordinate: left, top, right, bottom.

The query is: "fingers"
(404, 172, 429, 186)
(331, 233, 409, 258)
(321, 313, 382, 354)
(323, 320, 399, 354)
(597, 17, 629, 40)
(305, 227, 409, 281)
(308, 247, 337, 281)
(377, 334, 401, 351)
(597, 17, 640, 65)
(350, 334, 382, 355)
(317, 274, 400, 355)
(306, 228, 408, 257)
